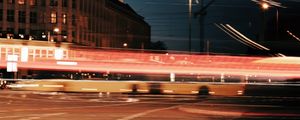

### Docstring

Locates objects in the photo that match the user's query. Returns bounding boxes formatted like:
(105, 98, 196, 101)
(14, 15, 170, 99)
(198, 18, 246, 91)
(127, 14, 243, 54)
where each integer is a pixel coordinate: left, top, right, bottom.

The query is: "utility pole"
(194, 0, 215, 53)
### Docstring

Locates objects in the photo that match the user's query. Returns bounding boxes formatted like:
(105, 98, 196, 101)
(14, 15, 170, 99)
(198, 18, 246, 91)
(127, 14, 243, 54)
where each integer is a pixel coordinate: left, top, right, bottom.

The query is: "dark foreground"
(0, 90, 300, 120)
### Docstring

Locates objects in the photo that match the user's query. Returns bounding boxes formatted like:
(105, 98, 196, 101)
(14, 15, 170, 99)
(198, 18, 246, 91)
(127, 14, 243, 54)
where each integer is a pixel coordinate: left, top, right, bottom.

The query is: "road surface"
(0, 90, 300, 120)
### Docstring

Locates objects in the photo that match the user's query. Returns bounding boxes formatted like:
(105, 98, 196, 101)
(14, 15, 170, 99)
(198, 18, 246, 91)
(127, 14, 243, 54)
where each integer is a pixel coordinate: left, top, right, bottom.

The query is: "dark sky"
(125, 0, 300, 55)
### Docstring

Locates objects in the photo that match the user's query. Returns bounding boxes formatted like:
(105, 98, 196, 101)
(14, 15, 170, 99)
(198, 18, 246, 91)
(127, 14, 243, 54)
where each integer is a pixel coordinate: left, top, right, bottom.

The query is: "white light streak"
(57, 61, 78, 66)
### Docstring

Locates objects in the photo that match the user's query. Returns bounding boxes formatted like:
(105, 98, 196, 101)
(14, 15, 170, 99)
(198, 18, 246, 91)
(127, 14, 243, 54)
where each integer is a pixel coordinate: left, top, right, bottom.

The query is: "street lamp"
(260, 3, 280, 41)
(261, 2, 270, 10)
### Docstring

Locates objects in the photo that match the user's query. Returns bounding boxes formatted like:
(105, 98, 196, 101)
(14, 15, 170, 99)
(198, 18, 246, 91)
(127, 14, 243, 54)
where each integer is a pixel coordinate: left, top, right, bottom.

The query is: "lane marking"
(0, 102, 138, 113)
(0, 113, 66, 119)
(117, 105, 179, 120)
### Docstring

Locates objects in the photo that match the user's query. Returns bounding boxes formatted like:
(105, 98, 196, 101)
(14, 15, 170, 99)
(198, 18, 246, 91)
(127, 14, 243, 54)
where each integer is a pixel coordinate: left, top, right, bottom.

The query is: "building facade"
(0, 0, 150, 49)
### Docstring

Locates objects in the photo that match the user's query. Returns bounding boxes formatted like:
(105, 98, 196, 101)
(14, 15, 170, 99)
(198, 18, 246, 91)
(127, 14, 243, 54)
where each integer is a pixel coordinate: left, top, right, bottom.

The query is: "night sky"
(125, 0, 300, 56)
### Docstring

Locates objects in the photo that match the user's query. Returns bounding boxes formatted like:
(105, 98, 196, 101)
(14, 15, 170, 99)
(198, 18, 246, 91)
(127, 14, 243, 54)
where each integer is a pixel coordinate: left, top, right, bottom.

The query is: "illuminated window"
(50, 12, 57, 23)
(63, 14, 67, 24)
(29, 0, 36, 6)
(18, 0, 25, 5)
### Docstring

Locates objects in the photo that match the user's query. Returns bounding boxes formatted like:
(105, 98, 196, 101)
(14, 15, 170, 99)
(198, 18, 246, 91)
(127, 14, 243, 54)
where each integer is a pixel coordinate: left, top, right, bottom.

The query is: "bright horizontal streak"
(8, 84, 39, 88)
(42, 85, 64, 88)
(120, 89, 132, 92)
(138, 89, 149, 92)
(163, 90, 174, 93)
(191, 91, 199, 94)
(57, 61, 78, 66)
(237, 90, 243, 95)
(81, 88, 98, 91)
(254, 57, 300, 65)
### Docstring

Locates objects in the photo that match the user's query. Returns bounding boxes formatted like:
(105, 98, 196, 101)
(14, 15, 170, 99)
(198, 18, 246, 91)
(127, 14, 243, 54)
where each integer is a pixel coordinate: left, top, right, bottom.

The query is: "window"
(29, 0, 37, 6)
(7, 28, 14, 34)
(62, 0, 68, 7)
(19, 11, 26, 23)
(19, 29, 25, 34)
(8, 0, 14, 4)
(72, 15, 76, 26)
(7, 10, 14, 22)
(50, 12, 57, 23)
(18, 0, 25, 5)
(50, 0, 58, 6)
(30, 12, 37, 23)
(0, 9, 2, 21)
(40, 0, 46, 6)
(72, 0, 76, 9)
(63, 14, 67, 24)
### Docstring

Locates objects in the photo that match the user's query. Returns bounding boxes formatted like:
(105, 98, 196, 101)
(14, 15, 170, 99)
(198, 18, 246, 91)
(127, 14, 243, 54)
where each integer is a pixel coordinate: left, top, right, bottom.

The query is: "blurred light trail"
(0, 43, 300, 79)
(218, 23, 270, 51)
(251, 0, 287, 8)
(287, 30, 300, 42)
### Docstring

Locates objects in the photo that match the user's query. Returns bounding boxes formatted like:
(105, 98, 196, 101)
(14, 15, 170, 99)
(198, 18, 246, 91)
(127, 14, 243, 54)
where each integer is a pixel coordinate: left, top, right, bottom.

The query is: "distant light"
(54, 27, 60, 33)
(123, 43, 128, 47)
(42, 35, 47, 38)
(262, 3, 270, 10)
(19, 34, 24, 39)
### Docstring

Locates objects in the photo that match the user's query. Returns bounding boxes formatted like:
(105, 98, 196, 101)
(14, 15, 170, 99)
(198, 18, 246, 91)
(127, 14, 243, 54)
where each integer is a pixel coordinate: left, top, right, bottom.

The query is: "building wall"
(0, 0, 150, 49)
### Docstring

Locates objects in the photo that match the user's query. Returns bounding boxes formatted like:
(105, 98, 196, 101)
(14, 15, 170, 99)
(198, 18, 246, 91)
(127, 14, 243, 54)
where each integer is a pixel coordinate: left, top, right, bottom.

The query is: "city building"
(0, 0, 150, 49)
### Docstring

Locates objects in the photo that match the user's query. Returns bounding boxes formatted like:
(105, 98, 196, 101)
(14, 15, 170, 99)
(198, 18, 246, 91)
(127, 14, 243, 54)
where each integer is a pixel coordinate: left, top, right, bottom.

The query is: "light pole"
(276, 8, 279, 41)
(260, 2, 269, 42)
(188, 0, 192, 52)
(260, 3, 279, 41)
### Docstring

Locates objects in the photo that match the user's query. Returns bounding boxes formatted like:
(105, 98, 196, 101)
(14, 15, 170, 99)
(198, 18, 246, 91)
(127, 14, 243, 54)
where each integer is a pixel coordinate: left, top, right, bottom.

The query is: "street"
(1, 90, 300, 120)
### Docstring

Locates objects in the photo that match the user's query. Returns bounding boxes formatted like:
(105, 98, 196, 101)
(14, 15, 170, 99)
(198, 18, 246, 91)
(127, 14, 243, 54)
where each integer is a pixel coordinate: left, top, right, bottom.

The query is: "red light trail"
(1, 44, 300, 79)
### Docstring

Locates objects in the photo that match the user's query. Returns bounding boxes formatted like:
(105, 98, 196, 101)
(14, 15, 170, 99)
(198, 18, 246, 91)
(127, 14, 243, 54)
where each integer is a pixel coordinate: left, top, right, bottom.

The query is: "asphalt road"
(1, 90, 300, 120)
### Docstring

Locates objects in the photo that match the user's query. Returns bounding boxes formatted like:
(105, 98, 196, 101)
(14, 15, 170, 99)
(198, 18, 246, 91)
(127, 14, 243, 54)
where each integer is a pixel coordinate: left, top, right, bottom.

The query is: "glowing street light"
(123, 43, 128, 48)
(261, 2, 270, 10)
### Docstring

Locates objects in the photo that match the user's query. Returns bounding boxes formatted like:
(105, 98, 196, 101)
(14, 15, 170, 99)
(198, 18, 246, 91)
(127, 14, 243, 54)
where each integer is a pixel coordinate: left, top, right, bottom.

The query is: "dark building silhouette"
(0, 0, 150, 49)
